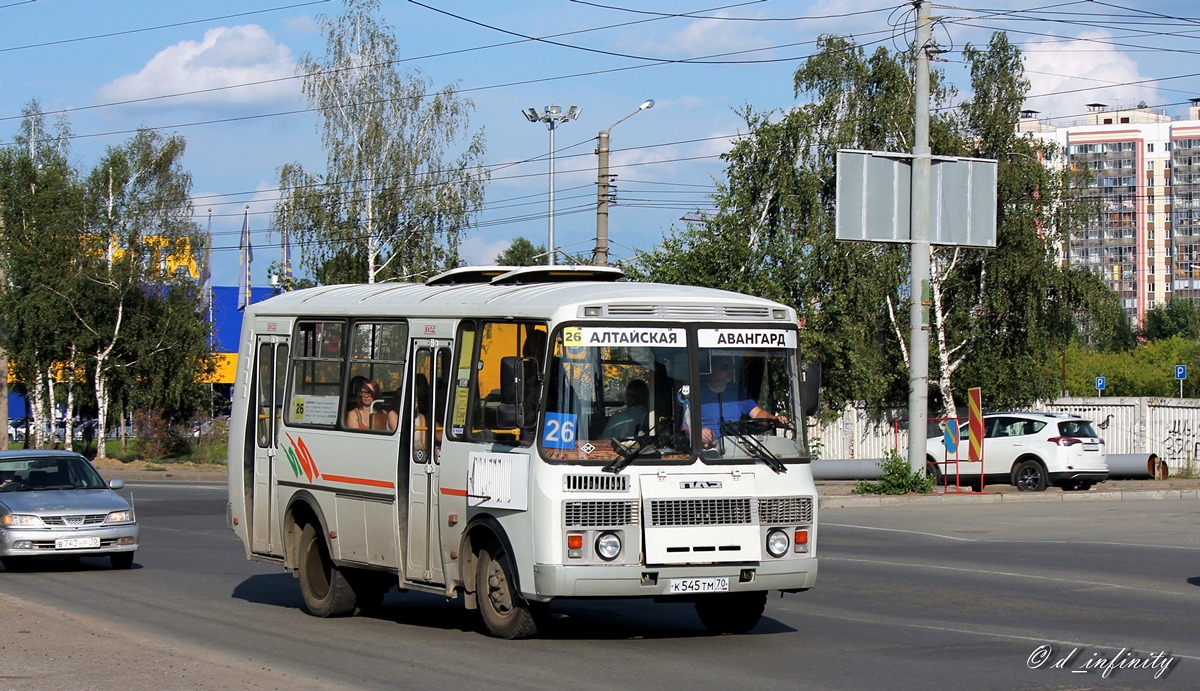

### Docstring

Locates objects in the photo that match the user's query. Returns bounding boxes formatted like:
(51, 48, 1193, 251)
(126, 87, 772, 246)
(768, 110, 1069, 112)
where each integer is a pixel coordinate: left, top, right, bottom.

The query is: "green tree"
(79, 129, 212, 458)
(940, 34, 1125, 413)
(631, 32, 1122, 417)
(0, 101, 87, 448)
(495, 236, 546, 266)
(628, 37, 933, 411)
(276, 0, 488, 285)
(1143, 299, 1200, 341)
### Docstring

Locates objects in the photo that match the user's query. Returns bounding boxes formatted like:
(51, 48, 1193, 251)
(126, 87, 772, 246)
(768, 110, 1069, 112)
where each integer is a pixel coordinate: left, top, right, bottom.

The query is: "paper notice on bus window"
(565, 326, 686, 348)
(697, 329, 796, 349)
(292, 395, 340, 425)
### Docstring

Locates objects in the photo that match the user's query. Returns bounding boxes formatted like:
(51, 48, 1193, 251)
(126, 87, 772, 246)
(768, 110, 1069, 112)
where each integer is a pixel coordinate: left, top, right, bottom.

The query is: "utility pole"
(908, 0, 933, 474)
(594, 100, 653, 265)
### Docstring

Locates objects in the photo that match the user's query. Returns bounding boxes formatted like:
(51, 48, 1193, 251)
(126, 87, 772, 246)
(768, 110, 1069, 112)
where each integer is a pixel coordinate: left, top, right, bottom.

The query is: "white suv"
(926, 412, 1108, 492)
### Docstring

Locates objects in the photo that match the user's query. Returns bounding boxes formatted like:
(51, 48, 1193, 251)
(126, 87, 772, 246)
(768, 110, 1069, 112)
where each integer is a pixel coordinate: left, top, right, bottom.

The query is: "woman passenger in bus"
(346, 376, 398, 432)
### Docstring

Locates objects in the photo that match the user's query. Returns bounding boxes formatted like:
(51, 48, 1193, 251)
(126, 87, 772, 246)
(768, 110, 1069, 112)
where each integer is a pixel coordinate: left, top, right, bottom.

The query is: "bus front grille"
(564, 500, 640, 527)
(648, 498, 753, 526)
(758, 497, 813, 524)
(563, 474, 630, 492)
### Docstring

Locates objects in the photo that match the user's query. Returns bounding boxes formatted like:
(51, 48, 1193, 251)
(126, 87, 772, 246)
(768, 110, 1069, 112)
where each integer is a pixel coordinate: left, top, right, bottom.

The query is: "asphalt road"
(2, 481, 1198, 690)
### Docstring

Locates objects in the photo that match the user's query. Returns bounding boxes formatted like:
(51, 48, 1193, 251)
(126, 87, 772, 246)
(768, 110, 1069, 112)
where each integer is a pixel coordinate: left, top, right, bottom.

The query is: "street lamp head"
(523, 107, 539, 122)
(639, 99, 654, 111)
(565, 105, 581, 121)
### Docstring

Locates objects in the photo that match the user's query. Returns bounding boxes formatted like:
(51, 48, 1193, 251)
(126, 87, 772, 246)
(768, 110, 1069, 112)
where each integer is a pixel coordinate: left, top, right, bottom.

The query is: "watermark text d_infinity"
(1027, 644, 1175, 679)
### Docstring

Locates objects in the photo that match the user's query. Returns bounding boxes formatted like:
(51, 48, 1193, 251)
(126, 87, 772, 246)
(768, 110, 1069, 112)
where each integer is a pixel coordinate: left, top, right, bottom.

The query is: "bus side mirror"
(800, 360, 821, 416)
(499, 356, 538, 429)
(500, 357, 523, 406)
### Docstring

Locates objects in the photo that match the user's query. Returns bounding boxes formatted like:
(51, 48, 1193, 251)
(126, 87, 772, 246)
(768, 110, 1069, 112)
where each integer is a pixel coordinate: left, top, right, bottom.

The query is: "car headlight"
(3, 514, 44, 527)
(105, 510, 133, 524)
(766, 528, 790, 558)
(595, 532, 622, 561)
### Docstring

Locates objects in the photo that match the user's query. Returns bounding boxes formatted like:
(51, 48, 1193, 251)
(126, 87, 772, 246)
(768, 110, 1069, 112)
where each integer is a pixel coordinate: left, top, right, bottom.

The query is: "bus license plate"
(56, 537, 100, 549)
(668, 577, 729, 594)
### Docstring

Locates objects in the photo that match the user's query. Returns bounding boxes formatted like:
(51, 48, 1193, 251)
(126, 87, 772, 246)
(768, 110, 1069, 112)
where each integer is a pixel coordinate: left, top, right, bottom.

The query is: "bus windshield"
(538, 325, 807, 467)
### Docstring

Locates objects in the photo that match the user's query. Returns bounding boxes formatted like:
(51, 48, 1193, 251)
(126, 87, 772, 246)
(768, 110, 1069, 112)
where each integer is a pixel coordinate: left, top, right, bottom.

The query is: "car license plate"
(668, 577, 730, 594)
(1083, 443, 1099, 451)
(55, 537, 100, 550)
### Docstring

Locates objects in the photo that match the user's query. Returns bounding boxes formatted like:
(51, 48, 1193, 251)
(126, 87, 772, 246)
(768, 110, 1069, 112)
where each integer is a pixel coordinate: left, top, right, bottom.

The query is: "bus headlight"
(595, 532, 622, 561)
(766, 528, 790, 558)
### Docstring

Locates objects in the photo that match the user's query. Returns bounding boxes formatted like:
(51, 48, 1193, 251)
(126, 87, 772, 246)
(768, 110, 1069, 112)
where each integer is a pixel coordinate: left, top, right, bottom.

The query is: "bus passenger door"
(251, 335, 289, 556)
(405, 340, 452, 583)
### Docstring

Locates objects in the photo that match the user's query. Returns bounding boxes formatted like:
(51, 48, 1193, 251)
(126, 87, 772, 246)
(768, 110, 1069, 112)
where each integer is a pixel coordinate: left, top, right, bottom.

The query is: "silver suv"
(926, 412, 1108, 492)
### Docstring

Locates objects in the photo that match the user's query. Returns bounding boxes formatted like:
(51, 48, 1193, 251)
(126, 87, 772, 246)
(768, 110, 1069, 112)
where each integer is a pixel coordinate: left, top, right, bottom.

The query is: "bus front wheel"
(477, 544, 539, 639)
(695, 591, 767, 634)
(298, 522, 356, 617)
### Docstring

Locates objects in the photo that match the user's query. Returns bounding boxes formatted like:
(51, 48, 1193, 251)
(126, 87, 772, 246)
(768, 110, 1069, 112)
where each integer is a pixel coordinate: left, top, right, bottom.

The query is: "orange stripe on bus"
(321, 474, 395, 489)
(441, 487, 468, 497)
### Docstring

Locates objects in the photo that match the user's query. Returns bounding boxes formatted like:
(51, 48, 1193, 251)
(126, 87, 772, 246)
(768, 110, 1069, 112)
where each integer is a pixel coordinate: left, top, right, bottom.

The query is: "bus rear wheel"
(695, 591, 767, 634)
(477, 545, 539, 639)
(298, 522, 356, 617)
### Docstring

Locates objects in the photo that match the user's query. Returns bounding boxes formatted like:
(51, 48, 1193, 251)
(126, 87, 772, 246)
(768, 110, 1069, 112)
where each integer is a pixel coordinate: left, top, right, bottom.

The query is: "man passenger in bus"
(697, 355, 787, 447)
(601, 379, 649, 439)
(346, 376, 398, 432)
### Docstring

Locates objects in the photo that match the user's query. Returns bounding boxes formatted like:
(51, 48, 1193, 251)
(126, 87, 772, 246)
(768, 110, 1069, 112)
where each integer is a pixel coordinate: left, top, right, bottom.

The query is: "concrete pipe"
(812, 459, 886, 480)
(1106, 453, 1166, 480)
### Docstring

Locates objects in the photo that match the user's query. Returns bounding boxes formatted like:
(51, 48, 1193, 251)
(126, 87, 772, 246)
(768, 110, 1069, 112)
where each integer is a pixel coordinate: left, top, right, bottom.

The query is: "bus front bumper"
(531, 556, 818, 598)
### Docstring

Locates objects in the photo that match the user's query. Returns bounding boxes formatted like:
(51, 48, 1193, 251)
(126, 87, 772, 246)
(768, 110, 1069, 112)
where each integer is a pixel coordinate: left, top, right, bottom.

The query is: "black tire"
(695, 591, 767, 634)
(477, 545, 539, 639)
(346, 569, 392, 616)
(1012, 460, 1048, 492)
(298, 522, 356, 617)
(109, 552, 134, 570)
(925, 459, 943, 485)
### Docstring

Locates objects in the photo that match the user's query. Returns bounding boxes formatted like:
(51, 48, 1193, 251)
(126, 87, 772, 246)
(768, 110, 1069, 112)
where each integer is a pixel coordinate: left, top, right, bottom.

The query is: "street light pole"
(524, 105, 581, 265)
(595, 99, 653, 266)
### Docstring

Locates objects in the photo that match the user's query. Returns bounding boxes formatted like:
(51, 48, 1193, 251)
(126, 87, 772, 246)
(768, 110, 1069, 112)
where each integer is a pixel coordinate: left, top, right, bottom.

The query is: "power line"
(0, 1, 332, 54)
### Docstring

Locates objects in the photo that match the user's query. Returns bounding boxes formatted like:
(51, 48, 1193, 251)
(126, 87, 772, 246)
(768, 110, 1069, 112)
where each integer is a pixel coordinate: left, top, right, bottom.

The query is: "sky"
(0, 0, 1195, 288)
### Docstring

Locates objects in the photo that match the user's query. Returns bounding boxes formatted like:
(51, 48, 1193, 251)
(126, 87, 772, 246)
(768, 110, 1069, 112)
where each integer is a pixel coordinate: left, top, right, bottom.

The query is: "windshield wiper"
(604, 428, 656, 474)
(719, 420, 787, 474)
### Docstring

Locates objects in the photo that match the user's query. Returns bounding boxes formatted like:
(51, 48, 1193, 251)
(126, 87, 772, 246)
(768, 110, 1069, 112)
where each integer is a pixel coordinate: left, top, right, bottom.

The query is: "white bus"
(227, 265, 820, 638)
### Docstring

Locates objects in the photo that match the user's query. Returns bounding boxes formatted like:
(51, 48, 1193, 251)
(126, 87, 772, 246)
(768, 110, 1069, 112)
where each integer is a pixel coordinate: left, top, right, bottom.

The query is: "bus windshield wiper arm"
(720, 420, 787, 474)
(604, 429, 654, 474)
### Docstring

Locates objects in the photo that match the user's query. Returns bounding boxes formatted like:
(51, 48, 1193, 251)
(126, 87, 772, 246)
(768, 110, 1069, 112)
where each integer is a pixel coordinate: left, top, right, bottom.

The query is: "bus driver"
(697, 355, 787, 447)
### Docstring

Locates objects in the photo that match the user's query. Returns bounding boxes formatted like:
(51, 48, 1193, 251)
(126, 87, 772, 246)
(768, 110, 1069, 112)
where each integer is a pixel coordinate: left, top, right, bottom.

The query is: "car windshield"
(0, 455, 107, 491)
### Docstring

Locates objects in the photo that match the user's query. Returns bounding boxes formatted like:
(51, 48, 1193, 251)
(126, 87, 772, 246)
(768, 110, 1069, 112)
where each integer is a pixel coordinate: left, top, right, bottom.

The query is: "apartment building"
(1020, 102, 1200, 327)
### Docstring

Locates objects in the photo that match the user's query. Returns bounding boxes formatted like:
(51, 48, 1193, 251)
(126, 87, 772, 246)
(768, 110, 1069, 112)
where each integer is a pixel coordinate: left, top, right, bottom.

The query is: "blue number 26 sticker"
(542, 413, 578, 449)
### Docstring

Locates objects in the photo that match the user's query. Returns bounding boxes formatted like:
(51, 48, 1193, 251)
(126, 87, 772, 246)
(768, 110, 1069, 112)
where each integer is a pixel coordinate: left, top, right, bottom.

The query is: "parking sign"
(1176, 365, 1187, 380)
(1095, 376, 1106, 392)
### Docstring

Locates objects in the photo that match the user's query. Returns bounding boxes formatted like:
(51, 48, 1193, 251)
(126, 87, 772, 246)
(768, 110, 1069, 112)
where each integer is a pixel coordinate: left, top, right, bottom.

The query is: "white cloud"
(624, 10, 772, 59)
(97, 25, 298, 109)
(1021, 31, 1159, 121)
(460, 235, 513, 266)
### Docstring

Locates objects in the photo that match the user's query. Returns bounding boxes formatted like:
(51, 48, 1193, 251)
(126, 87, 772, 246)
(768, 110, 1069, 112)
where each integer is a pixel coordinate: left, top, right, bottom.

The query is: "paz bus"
(226, 265, 820, 638)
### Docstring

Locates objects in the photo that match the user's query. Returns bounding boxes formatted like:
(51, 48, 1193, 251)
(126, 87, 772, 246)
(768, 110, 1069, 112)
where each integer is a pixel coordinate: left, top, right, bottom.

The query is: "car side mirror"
(108, 478, 125, 490)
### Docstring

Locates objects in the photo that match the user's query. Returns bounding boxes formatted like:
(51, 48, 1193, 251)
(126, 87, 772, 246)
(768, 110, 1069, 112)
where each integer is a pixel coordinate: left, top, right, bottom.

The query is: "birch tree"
(277, 0, 488, 284)
(80, 129, 209, 458)
(0, 101, 85, 448)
